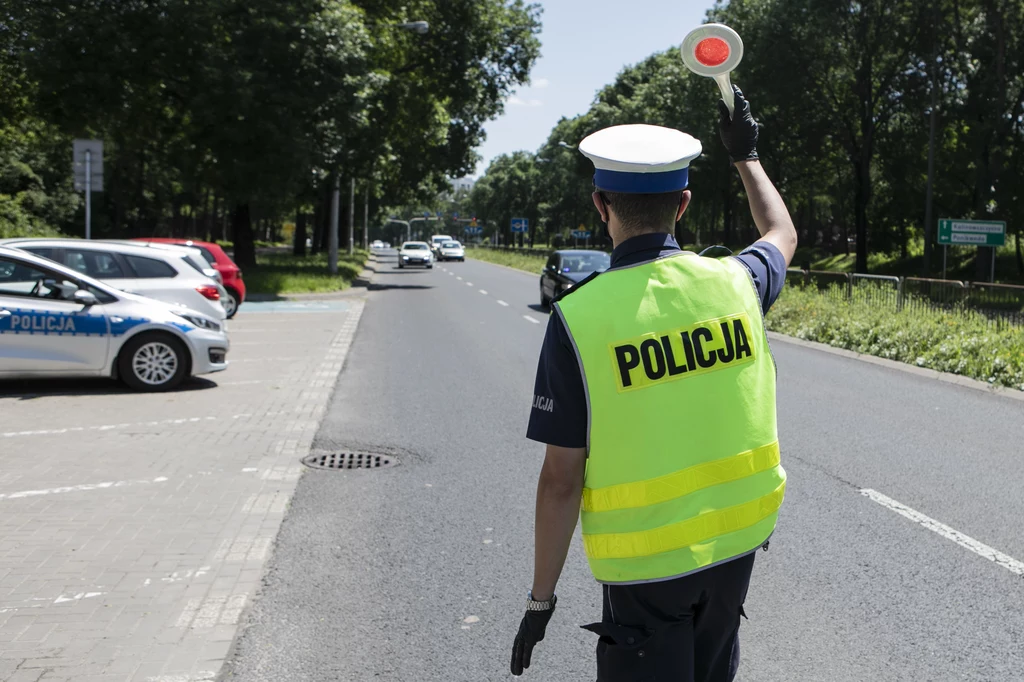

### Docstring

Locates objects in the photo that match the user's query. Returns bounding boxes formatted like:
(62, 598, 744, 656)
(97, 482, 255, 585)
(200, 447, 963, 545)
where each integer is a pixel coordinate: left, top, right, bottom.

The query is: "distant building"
(450, 177, 475, 193)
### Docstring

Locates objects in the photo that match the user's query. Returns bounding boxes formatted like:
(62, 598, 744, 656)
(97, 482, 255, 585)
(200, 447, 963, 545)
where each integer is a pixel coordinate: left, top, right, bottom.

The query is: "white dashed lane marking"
(860, 488, 1024, 577)
(466, 282, 473, 287)
(479, 290, 488, 295)
(457, 276, 463, 281)
(497, 300, 509, 307)
(523, 315, 541, 324)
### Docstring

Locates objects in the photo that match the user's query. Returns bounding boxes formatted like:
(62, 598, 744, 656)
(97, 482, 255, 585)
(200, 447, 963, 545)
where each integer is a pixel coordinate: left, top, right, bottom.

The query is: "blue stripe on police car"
(0, 309, 160, 337)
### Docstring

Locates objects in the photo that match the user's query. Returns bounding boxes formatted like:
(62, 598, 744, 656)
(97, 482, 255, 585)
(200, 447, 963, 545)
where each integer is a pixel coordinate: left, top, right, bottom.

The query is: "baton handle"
(715, 74, 735, 119)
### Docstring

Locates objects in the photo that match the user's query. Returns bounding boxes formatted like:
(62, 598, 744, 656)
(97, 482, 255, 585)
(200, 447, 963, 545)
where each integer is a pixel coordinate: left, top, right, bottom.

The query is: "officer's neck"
(609, 225, 673, 250)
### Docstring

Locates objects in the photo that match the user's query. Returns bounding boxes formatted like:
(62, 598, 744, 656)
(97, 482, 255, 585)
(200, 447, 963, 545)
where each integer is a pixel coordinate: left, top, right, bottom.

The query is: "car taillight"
(196, 284, 221, 301)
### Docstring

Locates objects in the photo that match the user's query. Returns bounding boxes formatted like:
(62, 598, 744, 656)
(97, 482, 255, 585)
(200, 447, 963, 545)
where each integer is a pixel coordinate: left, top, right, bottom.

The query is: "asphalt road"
(222, 250, 1024, 682)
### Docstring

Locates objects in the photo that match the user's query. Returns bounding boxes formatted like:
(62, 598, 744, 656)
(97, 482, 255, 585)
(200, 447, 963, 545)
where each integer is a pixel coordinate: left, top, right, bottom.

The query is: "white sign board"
(73, 139, 104, 192)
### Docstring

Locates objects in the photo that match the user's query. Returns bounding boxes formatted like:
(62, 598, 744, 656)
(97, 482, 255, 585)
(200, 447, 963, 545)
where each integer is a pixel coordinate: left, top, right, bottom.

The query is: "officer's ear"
(592, 191, 610, 223)
(675, 190, 692, 223)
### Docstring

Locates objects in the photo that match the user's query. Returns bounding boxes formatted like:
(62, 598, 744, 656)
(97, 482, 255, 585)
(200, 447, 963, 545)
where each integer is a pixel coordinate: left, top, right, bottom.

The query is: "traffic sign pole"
(85, 150, 92, 240)
(73, 139, 103, 240)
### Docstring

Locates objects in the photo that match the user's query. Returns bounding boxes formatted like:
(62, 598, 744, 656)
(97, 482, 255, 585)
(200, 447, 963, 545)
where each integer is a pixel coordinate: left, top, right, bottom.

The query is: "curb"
(767, 331, 1024, 402)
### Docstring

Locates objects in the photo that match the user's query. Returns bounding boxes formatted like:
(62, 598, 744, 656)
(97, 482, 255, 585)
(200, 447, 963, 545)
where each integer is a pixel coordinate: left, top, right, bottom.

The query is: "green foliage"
(245, 250, 368, 295)
(0, 120, 77, 237)
(467, 0, 1024, 281)
(767, 285, 1024, 391)
(466, 245, 548, 273)
(0, 0, 541, 255)
(469, 151, 543, 243)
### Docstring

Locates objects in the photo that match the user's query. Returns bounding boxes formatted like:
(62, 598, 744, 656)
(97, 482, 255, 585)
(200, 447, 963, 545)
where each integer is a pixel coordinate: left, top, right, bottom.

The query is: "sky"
(471, 0, 716, 177)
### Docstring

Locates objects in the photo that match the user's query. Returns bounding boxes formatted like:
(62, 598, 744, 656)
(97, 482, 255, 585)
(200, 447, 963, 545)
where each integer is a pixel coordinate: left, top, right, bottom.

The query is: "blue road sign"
(453, 213, 459, 219)
(571, 230, 592, 239)
(511, 218, 529, 233)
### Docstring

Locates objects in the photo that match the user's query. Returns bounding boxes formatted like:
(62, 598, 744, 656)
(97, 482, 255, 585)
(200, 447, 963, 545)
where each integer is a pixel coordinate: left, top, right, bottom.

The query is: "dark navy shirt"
(527, 233, 787, 448)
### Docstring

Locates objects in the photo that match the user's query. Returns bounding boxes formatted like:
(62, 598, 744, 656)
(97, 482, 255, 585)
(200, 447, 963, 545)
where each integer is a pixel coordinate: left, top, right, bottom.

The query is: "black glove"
(510, 599, 556, 676)
(717, 85, 759, 163)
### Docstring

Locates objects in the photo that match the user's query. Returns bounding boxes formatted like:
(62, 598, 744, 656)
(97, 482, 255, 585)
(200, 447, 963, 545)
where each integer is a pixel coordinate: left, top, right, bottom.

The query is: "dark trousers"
(582, 552, 757, 682)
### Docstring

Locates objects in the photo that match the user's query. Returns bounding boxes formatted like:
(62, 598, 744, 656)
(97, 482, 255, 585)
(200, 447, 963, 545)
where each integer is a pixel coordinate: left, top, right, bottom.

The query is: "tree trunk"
(294, 211, 307, 256)
(853, 157, 870, 273)
(231, 203, 257, 268)
(1015, 229, 1023, 276)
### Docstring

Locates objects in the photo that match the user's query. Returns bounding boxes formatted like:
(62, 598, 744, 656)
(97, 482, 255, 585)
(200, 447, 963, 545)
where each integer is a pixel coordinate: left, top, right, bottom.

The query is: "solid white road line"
(523, 315, 541, 324)
(1, 413, 259, 438)
(860, 488, 1024, 577)
(479, 290, 488, 295)
(497, 300, 509, 307)
(0, 477, 169, 501)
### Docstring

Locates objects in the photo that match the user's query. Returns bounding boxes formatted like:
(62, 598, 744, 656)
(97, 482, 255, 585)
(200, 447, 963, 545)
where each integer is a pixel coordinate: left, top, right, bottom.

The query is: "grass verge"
(767, 285, 1024, 391)
(466, 246, 547, 274)
(245, 250, 368, 295)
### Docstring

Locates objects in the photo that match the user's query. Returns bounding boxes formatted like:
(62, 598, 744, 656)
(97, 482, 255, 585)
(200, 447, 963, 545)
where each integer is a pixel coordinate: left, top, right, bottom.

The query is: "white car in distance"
(429, 234, 453, 257)
(437, 241, 465, 262)
(0, 238, 228, 321)
(0, 246, 228, 391)
(398, 242, 433, 269)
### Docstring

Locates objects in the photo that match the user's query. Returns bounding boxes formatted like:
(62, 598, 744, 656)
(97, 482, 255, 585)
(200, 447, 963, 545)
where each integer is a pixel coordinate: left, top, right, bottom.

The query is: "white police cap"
(578, 124, 702, 194)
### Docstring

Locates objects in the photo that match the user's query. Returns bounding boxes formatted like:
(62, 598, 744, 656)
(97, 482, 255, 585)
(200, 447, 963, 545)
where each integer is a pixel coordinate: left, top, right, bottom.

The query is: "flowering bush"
(767, 285, 1024, 391)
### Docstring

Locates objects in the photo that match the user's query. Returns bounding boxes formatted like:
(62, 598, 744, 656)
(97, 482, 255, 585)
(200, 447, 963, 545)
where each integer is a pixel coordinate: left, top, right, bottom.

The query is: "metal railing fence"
(786, 268, 1023, 328)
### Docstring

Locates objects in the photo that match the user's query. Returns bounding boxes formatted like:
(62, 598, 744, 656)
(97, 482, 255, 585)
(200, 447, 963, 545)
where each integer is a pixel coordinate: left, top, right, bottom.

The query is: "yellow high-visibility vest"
(554, 252, 785, 584)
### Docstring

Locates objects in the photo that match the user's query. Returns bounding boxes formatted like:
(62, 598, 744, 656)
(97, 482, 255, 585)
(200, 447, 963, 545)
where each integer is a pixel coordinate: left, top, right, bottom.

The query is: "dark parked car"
(539, 250, 611, 307)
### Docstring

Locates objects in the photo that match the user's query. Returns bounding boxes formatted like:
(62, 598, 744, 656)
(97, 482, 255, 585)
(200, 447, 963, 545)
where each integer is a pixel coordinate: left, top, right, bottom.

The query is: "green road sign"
(938, 219, 1006, 247)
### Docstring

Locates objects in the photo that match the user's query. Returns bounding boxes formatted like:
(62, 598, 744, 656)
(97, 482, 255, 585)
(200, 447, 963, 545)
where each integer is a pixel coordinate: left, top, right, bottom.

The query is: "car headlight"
(175, 312, 221, 332)
(402, 255, 410, 260)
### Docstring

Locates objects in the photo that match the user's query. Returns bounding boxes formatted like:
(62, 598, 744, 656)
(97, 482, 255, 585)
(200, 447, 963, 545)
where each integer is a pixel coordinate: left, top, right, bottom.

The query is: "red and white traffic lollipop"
(680, 23, 744, 118)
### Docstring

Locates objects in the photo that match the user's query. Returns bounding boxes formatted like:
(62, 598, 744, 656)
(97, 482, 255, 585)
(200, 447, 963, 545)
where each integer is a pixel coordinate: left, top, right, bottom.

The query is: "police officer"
(510, 88, 797, 681)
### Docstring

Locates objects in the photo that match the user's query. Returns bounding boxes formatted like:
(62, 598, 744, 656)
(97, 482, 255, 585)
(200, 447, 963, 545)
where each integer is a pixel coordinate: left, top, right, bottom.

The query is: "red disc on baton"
(695, 38, 730, 67)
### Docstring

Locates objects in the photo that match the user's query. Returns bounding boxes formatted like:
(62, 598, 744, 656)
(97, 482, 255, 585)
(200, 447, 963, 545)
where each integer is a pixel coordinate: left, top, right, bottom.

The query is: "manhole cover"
(301, 452, 399, 470)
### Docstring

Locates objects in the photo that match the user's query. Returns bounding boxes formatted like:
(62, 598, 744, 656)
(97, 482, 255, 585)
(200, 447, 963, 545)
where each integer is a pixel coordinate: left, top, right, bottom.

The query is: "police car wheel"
(540, 284, 550, 308)
(119, 333, 189, 392)
(222, 290, 239, 318)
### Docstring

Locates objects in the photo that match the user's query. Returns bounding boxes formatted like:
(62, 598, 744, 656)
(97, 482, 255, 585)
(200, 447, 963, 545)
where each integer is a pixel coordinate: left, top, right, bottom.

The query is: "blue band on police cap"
(593, 167, 689, 194)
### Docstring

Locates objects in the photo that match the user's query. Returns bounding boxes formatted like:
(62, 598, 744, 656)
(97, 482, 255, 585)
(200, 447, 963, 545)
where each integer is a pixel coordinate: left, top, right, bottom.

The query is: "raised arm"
(717, 86, 798, 266)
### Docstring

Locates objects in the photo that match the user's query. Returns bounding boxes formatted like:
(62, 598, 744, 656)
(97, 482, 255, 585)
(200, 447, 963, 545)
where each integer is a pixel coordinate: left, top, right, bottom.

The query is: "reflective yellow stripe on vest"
(584, 481, 785, 559)
(582, 441, 780, 513)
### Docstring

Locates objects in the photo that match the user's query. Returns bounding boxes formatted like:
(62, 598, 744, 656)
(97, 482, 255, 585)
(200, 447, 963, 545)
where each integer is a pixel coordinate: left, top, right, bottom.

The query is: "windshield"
(442, 242, 460, 248)
(404, 244, 428, 250)
(561, 253, 611, 273)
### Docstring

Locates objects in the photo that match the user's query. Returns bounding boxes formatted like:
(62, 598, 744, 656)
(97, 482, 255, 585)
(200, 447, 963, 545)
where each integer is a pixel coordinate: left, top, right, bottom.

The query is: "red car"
(133, 238, 246, 317)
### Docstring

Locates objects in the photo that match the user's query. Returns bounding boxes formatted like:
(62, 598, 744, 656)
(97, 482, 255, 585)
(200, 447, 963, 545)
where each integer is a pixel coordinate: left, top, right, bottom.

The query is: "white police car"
(0, 246, 229, 391)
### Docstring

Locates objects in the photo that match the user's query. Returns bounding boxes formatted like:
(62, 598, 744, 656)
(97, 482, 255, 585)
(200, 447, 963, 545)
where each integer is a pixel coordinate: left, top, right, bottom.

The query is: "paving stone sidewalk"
(0, 290, 367, 682)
